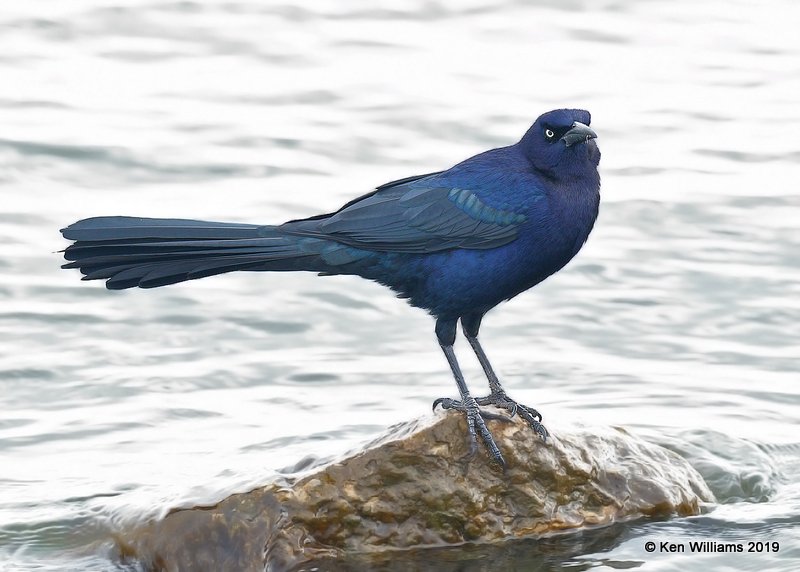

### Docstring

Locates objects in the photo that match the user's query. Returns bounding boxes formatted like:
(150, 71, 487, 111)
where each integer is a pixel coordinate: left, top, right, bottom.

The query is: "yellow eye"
(544, 128, 555, 139)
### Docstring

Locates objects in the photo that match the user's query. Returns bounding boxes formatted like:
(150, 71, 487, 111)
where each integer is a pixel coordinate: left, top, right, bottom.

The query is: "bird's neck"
(542, 165, 601, 245)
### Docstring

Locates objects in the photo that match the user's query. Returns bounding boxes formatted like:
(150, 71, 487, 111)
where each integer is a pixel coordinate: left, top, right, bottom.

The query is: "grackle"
(60, 109, 600, 468)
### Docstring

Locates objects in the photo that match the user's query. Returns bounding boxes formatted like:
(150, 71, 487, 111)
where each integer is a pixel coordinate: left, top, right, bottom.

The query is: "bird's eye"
(544, 128, 555, 140)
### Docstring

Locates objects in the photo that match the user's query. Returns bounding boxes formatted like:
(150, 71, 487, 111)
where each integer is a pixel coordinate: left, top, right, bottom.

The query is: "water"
(1, 0, 799, 569)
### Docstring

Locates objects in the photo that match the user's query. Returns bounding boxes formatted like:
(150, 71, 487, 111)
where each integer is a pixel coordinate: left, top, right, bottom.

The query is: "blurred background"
(1, 0, 799, 570)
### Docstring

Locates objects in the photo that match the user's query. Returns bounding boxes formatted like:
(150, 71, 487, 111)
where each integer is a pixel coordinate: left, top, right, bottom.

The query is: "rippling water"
(2, 0, 799, 570)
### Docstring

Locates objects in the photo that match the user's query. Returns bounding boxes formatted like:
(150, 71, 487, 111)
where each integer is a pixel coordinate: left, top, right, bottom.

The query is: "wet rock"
(118, 412, 713, 571)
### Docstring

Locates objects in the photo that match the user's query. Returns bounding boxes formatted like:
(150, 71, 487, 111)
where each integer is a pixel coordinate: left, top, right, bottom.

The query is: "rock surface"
(118, 412, 714, 571)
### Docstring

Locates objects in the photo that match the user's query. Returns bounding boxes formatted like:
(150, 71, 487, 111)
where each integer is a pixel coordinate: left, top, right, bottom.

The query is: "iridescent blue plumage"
(446, 188, 528, 226)
(60, 109, 601, 467)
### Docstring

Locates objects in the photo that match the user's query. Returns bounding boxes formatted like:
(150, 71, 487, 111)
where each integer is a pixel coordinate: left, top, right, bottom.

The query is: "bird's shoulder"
(361, 144, 547, 226)
(354, 144, 548, 213)
(432, 144, 548, 208)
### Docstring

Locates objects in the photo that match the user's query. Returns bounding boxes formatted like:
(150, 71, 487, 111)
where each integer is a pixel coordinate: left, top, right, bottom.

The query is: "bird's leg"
(431, 318, 506, 468)
(461, 313, 549, 440)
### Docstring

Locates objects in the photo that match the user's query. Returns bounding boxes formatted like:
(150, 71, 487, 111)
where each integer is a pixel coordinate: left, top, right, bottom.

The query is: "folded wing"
(282, 178, 527, 254)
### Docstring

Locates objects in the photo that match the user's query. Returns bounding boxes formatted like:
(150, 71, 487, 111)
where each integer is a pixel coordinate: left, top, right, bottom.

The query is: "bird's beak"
(561, 122, 597, 147)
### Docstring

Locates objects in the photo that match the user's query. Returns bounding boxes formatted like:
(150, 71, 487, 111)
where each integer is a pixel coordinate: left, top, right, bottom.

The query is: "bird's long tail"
(60, 216, 328, 290)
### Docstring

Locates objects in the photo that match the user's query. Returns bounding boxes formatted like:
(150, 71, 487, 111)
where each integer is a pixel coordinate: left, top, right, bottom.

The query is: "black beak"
(561, 122, 597, 147)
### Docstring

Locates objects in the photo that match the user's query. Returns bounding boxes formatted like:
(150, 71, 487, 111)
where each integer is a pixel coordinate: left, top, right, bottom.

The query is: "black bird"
(61, 108, 600, 467)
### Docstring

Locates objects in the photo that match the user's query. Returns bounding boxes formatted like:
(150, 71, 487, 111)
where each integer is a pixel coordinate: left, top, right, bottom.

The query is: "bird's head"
(519, 109, 600, 177)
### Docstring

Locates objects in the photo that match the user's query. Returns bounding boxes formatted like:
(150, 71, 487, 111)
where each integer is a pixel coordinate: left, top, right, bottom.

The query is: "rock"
(117, 412, 713, 571)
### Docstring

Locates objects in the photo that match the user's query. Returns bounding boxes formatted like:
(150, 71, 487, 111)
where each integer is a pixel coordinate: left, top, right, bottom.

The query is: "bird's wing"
(281, 177, 527, 254)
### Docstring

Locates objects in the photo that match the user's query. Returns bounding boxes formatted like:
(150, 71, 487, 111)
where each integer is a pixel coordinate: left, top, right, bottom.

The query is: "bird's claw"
(432, 397, 456, 411)
(432, 396, 507, 469)
(475, 391, 549, 440)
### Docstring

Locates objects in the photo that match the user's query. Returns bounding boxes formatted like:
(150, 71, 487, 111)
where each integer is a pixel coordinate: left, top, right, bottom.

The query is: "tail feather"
(106, 256, 275, 290)
(63, 243, 295, 268)
(63, 237, 288, 260)
(61, 216, 262, 241)
(60, 216, 321, 289)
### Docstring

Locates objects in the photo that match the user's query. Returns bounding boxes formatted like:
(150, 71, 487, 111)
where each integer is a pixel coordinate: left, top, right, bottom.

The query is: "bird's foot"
(432, 396, 507, 468)
(475, 391, 549, 440)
